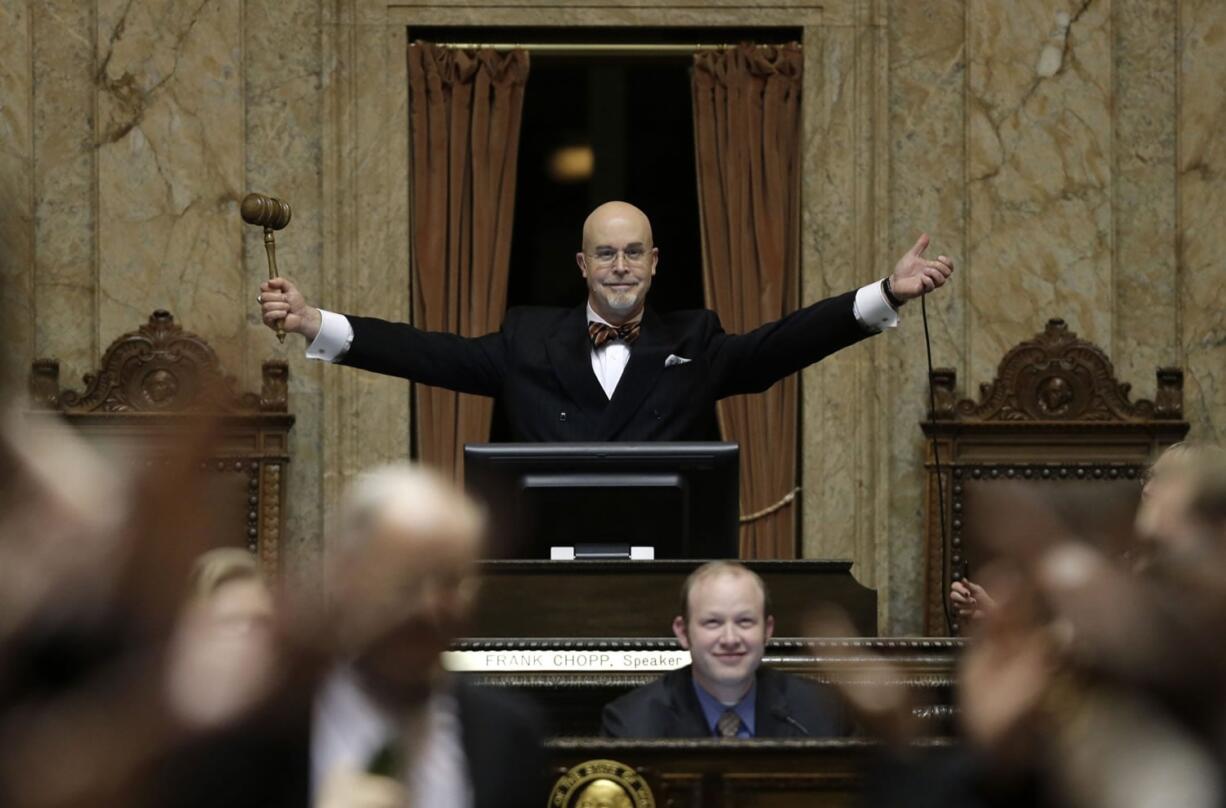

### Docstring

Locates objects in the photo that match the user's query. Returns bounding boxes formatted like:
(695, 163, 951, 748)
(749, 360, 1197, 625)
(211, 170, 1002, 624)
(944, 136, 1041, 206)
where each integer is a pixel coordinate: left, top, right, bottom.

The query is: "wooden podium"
(452, 537, 959, 806)
(545, 738, 943, 807)
(469, 559, 878, 637)
(450, 560, 959, 739)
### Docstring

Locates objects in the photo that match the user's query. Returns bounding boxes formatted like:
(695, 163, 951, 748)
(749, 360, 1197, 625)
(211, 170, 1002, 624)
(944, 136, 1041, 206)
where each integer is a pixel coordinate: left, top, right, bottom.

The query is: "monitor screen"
(464, 442, 740, 559)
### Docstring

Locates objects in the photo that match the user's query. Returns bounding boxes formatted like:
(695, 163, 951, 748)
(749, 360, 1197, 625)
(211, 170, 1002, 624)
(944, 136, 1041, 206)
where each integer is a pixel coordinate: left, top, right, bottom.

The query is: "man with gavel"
(257, 200, 953, 441)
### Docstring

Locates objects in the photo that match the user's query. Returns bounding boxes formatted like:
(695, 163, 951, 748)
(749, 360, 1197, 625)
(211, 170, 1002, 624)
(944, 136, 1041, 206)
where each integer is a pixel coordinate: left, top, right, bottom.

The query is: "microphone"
(240, 193, 293, 343)
(769, 706, 811, 737)
(240, 192, 292, 230)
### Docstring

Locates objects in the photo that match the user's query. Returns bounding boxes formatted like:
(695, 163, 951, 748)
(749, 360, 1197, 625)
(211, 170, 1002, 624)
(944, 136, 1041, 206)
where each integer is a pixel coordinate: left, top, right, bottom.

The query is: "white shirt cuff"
(853, 281, 900, 332)
(305, 309, 354, 362)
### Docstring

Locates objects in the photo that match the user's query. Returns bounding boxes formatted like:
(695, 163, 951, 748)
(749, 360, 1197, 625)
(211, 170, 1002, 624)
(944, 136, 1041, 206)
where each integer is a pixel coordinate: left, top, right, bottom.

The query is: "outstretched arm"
(257, 276, 505, 397)
(711, 234, 955, 397)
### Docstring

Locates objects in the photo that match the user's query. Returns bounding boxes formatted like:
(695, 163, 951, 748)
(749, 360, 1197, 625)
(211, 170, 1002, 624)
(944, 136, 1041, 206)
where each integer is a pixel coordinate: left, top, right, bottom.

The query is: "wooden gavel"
(241, 192, 293, 343)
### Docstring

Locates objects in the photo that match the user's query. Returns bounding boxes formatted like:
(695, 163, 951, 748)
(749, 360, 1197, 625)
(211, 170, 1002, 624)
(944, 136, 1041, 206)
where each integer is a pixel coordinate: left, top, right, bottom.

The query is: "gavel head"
(240, 193, 292, 230)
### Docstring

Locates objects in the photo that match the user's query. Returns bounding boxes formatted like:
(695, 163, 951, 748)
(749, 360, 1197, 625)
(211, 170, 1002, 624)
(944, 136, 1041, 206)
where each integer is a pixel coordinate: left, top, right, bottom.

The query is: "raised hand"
(316, 769, 409, 808)
(887, 233, 954, 302)
(258, 277, 322, 341)
(950, 578, 997, 621)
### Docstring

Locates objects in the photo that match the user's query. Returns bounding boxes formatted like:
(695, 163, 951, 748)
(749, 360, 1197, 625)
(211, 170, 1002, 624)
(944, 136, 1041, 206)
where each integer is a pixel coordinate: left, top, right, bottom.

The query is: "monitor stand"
(550, 544, 656, 560)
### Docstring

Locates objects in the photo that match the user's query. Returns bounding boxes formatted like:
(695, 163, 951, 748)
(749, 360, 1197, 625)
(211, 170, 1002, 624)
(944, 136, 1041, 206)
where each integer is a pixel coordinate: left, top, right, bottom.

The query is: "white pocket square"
(664, 354, 692, 367)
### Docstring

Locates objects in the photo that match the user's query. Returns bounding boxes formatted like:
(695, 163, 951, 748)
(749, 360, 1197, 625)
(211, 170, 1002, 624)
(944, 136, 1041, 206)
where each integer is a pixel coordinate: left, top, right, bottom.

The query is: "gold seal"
(547, 759, 654, 808)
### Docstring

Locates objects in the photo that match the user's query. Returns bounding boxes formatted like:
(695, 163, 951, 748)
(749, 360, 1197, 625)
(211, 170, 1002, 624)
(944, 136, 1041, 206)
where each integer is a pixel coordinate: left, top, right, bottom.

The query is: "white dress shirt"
(585, 303, 636, 399)
(305, 281, 900, 398)
(311, 666, 472, 808)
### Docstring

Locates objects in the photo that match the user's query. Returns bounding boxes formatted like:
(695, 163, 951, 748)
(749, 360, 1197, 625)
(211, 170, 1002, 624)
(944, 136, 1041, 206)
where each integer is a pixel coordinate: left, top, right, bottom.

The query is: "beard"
(597, 283, 644, 316)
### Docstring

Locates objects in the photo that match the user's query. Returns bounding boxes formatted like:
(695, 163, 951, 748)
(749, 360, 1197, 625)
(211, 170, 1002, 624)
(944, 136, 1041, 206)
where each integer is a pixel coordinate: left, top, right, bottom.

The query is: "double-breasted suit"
(339, 289, 871, 441)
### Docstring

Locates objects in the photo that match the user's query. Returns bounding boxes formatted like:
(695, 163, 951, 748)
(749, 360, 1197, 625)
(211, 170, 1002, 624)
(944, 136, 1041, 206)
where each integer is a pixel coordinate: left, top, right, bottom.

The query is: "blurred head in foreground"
(188, 547, 274, 634)
(953, 441, 1226, 623)
(327, 463, 485, 707)
(855, 446, 1226, 808)
(165, 550, 278, 731)
(952, 448, 1226, 808)
(1188, 451, 1226, 539)
(1135, 441, 1226, 560)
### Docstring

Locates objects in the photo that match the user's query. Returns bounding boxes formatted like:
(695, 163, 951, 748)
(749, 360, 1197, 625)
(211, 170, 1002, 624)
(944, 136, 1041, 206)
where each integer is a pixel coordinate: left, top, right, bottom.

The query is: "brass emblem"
(548, 759, 654, 808)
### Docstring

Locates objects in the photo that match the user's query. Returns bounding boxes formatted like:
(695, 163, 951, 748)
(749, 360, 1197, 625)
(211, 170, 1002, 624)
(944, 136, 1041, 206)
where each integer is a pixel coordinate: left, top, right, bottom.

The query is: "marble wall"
(0, 0, 1221, 632)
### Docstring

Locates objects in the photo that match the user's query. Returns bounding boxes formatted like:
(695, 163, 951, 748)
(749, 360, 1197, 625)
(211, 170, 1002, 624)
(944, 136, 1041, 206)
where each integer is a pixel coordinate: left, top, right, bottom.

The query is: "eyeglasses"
(589, 245, 650, 266)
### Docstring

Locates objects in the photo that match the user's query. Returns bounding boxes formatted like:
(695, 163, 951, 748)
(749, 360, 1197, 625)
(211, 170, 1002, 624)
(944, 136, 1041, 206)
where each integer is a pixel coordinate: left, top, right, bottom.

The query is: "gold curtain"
(407, 43, 529, 481)
(691, 43, 804, 558)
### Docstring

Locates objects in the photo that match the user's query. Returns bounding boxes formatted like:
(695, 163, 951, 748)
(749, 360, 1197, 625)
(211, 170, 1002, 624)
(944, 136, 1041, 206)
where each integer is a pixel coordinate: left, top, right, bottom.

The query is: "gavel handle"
(263, 227, 286, 343)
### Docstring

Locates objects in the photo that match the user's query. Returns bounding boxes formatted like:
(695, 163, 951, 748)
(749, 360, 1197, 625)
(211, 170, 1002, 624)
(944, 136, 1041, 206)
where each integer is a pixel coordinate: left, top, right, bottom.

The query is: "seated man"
(600, 561, 849, 738)
(312, 463, 546, 808)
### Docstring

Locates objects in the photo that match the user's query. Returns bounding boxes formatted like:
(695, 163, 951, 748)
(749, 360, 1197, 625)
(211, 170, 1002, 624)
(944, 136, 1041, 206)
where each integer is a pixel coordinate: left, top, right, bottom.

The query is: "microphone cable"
(920, 292, 957, 636)
(769, 706, 811, 737)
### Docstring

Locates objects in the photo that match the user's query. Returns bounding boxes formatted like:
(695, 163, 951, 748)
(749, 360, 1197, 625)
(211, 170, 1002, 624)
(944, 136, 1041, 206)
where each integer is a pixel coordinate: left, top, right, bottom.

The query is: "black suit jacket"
(455, 681, 548, 808)
(156, 677, 546, 808)
(340, 290, 871, 441)
(599, 664, 850, 739)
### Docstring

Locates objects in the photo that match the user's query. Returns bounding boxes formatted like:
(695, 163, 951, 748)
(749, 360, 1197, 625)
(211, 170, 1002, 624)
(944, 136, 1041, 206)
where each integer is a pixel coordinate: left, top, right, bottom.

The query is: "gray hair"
(334, 462, 486, 557)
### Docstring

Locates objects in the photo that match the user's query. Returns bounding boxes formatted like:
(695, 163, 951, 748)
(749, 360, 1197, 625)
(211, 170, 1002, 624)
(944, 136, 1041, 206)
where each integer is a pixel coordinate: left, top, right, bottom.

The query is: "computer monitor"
(464, 442, 740, 559)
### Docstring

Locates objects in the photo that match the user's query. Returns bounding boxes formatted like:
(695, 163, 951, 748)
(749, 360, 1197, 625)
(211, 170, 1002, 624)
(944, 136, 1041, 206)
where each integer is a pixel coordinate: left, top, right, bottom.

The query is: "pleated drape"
(691, 43, 804, 558)
(408, 43, 529, 481)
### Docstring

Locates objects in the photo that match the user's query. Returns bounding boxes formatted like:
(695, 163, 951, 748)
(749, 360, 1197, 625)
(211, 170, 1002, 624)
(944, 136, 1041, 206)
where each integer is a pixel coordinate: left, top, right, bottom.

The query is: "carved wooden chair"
(28, 310, 294, 573)
(921, 319, 1188, 635)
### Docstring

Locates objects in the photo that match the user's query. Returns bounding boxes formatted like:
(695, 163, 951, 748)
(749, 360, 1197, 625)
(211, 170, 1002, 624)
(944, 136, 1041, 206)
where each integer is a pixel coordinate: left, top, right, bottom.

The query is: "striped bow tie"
(588, 320, 641, 349)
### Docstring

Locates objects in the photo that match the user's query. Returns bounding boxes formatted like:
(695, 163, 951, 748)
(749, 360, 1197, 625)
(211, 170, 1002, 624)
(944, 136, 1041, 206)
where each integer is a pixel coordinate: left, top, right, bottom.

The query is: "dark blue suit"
(600, 664, 851, 738)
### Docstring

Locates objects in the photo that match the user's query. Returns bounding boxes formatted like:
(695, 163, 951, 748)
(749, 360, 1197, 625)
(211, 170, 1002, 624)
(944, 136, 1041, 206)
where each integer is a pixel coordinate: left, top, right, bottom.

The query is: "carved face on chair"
(1036, 375, 1073, 416)
(142, 368, 180, 407)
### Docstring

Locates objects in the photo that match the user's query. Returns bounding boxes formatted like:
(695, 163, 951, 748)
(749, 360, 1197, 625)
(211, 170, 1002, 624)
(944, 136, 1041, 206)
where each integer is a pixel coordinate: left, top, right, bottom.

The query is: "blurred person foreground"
(3, 395, 1226, 808)
(0, 406, 543, 808)
(854, 442, 1226, 808)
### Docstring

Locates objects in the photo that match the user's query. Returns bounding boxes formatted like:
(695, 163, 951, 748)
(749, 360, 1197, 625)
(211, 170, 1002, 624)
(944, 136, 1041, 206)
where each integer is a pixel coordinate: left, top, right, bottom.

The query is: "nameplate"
(442, 649, 691, 672)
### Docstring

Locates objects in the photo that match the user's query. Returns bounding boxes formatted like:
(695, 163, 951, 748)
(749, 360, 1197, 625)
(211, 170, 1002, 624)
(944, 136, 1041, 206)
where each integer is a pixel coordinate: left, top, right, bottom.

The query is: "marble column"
(1179, 0, 1226, 444)
(32, 0, 98, 382)
(0, 0, 35, 390)
(245, 0, 328, 588)
(95, 0, 245, 373)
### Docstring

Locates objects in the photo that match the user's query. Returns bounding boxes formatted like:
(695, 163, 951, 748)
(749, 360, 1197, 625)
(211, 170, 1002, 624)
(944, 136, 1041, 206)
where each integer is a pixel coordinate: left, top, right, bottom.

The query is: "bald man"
(312, 463, 545, 808)
(154, 464, 545, 808)
(258, 201, 953, 441)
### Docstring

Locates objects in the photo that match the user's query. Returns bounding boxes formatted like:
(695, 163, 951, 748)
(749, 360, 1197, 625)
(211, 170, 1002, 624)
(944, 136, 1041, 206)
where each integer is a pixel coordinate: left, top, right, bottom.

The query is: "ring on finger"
(257, 294, 264, 304)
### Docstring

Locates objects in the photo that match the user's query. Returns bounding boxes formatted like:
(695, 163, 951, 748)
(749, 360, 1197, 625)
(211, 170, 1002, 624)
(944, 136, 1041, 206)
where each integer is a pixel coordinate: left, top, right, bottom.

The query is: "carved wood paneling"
(930, 319, 1183, 423)
(546, 738, 890, 807)
(921, 319, 1188, 635)
(458, 637, 961, 737)
(29, 310, 295, 573)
